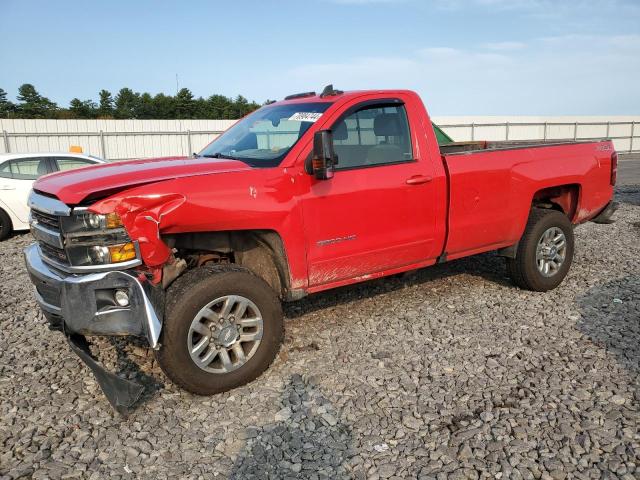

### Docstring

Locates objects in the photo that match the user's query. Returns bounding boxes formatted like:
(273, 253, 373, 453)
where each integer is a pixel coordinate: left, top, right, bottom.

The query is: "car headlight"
(60, 210, 139, 267)
(73, 212, 124, 231)
(64, 242, 137, 267)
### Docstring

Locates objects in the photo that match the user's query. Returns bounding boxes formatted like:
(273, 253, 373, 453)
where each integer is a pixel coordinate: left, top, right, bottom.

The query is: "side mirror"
(311, 130, 336, 180)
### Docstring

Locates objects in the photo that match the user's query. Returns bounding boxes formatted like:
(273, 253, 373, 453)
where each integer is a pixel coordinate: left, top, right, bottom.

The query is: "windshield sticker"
(288, 112, 323, 123)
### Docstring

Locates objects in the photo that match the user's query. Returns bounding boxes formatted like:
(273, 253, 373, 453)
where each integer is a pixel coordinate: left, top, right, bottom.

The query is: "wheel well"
(162, 230, 291, 298)
(532, 184, 580, 220)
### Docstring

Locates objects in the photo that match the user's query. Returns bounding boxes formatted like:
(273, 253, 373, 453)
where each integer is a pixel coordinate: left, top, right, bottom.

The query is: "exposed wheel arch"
(499, 184, 579, 258)
(532, 184, 580, 221)
(163, 230, 292, 299)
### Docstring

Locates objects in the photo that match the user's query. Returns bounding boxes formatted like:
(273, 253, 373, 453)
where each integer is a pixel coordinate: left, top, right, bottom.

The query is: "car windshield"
(199, 102, 332, 167)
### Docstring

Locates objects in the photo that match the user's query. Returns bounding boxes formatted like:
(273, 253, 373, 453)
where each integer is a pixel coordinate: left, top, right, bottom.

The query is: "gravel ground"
(1, 187, 639, 480)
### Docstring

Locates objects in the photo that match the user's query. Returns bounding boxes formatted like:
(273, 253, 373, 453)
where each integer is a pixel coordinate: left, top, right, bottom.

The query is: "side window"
(55, 157, 93, 172)
(0, 161, 12, 179)
(7, 158, 51, 180)
(332, 103, 413, 170)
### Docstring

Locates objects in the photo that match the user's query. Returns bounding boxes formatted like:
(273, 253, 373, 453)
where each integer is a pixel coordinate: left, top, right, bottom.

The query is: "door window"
(0, 158, 52, 180)
(0, 161, 11, 179)
(332, 104, 413, 169)
(55, 157, 94, 171)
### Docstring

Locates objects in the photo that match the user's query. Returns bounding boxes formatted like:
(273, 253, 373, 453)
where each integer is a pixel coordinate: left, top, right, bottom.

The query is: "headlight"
(67, 242, 138, 267)
(107, 242, 137, 263)
(58, 210, 138, 267)
(69, 212, 124, 232)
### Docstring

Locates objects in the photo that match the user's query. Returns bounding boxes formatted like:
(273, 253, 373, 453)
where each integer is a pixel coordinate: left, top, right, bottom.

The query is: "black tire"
(507, 208, 574, 292)
(0, 208, 12, 241)
(156, 264, 283, 395)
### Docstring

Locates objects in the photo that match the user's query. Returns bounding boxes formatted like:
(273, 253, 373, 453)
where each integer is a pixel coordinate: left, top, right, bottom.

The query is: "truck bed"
(439, 139, 603, 155)
(440, 140, 615, 261)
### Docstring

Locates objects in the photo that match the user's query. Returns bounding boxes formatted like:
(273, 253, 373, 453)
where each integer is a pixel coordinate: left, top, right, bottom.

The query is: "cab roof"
(276, 86, 417, 105)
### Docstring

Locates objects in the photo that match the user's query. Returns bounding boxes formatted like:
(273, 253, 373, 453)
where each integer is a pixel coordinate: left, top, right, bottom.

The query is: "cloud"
(540, 33, 640, 50)
(433, 0, 547, 11)
(607, 34, 640, 49)
(328, 0, 404, 4)
(481, 41, 526, 51)
(433, 0, 640, 20)
(278, 34, 640, 114)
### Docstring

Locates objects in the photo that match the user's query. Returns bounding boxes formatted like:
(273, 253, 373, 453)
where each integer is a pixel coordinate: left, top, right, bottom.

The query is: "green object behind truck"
(433, 122, 454, 145)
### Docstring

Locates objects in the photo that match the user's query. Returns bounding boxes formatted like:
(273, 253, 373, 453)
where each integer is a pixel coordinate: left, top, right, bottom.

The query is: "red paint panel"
(443, 141, 615, 259)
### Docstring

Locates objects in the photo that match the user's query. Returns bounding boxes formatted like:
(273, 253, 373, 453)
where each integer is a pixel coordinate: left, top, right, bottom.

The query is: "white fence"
(434, 115, 639, 153)
(1, 116, 638, 161)
(0, 119, 237, 160)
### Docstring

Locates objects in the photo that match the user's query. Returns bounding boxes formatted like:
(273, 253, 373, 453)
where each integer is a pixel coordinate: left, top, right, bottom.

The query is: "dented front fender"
(90, 193, 186, 267)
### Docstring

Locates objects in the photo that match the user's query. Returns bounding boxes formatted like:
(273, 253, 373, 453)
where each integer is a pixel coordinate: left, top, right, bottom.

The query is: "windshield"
(199, 102, 332, 167)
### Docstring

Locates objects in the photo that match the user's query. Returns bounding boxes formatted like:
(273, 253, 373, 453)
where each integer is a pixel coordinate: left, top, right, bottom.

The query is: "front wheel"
(156, 264, 283, 395)
(507, 208, 574, 292)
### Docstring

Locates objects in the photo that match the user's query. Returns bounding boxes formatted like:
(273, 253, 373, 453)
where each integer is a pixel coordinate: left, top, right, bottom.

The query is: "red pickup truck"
(25, 86, 618, 410)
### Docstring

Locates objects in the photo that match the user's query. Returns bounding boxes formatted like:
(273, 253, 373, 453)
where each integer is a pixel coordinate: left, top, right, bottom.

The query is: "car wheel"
(0, 208, 12, 241)
(507, 208, 574, 292)
(156, 264, 284, 395)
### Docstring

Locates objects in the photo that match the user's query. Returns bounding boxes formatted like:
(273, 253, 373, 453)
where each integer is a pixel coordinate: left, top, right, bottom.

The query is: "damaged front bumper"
(24, 243, 164, 412)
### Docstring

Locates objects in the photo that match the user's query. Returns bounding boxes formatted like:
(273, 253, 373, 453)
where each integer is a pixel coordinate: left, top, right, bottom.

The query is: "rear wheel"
(156, 264, 283, 395)
(507, 208, 574, 291)
(0, 208, 12, 241)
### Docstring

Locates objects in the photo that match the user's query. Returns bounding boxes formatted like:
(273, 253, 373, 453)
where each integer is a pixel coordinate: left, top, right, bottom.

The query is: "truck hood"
(33, 156, 251, 205)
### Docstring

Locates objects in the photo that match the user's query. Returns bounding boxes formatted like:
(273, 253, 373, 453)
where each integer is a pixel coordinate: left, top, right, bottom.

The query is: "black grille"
(32, 210, 60, 231)
(39, 242, 69, 264)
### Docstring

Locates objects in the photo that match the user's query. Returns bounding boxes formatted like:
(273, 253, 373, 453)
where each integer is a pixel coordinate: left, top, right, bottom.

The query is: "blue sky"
(1, 0, 639, 115)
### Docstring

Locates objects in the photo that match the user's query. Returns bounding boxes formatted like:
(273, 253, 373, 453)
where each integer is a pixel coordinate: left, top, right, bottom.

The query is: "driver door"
(301, 100, 439, 287)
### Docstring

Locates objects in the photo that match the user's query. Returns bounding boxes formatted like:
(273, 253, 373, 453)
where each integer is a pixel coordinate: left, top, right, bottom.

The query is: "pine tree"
(16, 84, 57, 118)
(175, 88, 195, 119)
(98, 89, 114, 118)
(114, 88, 139, 119)
(69, 98, 98, 118)
(0, 88, 15, 118)
(3, 84, 263, 119)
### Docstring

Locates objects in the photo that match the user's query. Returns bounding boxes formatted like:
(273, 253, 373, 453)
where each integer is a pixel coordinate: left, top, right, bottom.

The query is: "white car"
(0, 153, 107, 240)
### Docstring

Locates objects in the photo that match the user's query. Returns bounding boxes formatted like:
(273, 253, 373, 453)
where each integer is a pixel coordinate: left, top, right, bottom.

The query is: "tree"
(16, 84, 57, 118)
(114, 88, 139, 119)
(207, 94, 233, 119)
(175, 88, 195, 119)
(0, 88, 15, 118)
(136, 92, 156, 119)
(98, 89, 114, 118)
(234, 95, 250, 117)
(69, 98, 97, 118)
(152, 93, 176, 119)
(2, 84, 262, 119)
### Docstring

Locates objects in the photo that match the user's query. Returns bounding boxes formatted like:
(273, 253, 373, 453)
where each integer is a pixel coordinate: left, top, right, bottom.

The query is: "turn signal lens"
(108, 242, 137, 263)
(105, 212, 124, 229)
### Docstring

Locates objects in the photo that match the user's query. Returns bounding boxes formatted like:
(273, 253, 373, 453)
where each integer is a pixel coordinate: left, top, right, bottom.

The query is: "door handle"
(0, 185, 15, 190)
(405, 175, 432, 185)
